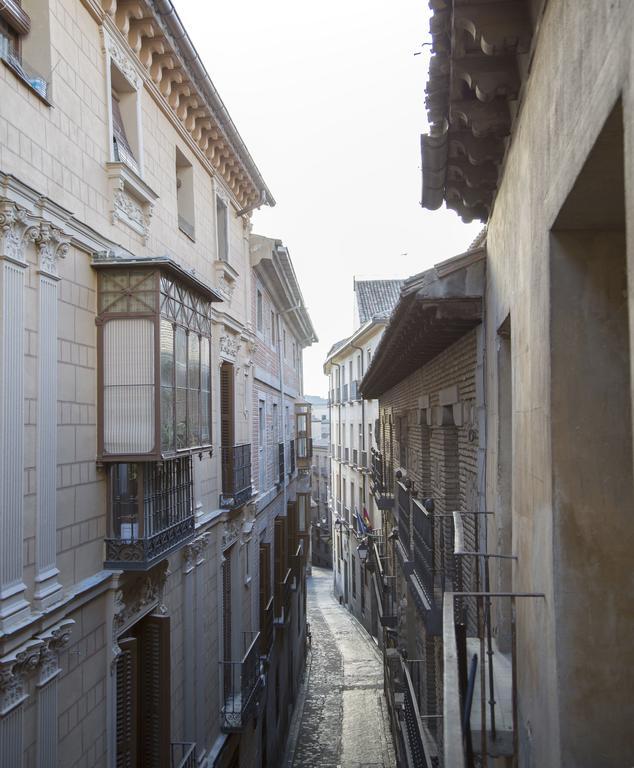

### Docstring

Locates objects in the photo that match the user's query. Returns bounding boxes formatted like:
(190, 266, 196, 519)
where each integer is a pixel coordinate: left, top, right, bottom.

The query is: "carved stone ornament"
(182, 532, 210, 573)
(113, 561, 169, 638)
(218, 274, 235, 302)
(105, 34, 141, 89)
(0, 638, 46, 715)
(113, 188, 152, 242)
(36, 619, 75, 686)
(222, 518, 242, 551)
(219, 333, 240, 360)
(0, 199, 39, 265)
(35, 221, 71, 279)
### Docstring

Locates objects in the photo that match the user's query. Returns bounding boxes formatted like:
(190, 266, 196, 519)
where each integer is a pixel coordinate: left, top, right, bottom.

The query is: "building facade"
(324, 280, 401, 636)
(0, 2, 314, 766)
(306, 396, 331, 569)
(358, 2, 634, 767)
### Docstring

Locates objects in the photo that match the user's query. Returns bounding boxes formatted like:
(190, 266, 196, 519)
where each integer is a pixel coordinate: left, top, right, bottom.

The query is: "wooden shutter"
(287, 501, 297, 557)
(137, 615, 170, 768)
(116, 637, 138, 768)
(259, 543, 271, 621)
(220, 362, 234, 447)
(222, 554, 232, 697)
(274, 518, 284, 617)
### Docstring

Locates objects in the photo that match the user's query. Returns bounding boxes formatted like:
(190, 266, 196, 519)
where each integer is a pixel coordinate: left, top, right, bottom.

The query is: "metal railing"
(397, 483, 411, 558)
(220, 631, 262, 732)
(171, 742, 196, 768)
(385, 650, 431, 768)
(412, 497, 435, 605)
(220, 444, 252, 509)
(260, 595, 274, 657)
(278, 442, 285, 484)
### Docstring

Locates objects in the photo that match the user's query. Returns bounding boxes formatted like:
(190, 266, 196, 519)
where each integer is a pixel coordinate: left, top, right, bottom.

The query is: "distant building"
(324, 279, 402, 636)
(306, 395, 331, 568)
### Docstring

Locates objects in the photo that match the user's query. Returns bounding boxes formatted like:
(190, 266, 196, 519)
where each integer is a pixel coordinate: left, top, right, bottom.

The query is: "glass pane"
(201, 338, 210, 393)
(188, 334, 200, 389)
(175, 326, 187, 388)
(161, 385, 174, 452)
(201, 389, 210, 444)
(160, 319, 174, 387)
(188, 389, 200, 446)
(297, 414, 307, 433)
(175, 388, 187, 449)
(111, 463, 139, 540)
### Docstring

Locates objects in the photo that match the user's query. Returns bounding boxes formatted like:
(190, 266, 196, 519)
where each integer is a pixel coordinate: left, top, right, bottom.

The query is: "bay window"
(95, 257, 222, 462)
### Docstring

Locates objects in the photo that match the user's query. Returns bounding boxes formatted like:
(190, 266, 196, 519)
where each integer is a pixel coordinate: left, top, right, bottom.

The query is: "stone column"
(0, 200, 37, 632)
(33, 223, 69, 610)
(35, 619, 74, 768)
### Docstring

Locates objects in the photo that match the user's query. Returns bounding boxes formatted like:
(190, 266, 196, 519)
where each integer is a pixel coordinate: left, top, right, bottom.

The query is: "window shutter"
(220, 363, 234, 447)
(259, 542, 270, 617)
(222, 554, 232, 697)
(287, 501, 297, 556)
(116, 637, 138, 768)
(274, 518, 284, 616)
(137, 615, 170, 768)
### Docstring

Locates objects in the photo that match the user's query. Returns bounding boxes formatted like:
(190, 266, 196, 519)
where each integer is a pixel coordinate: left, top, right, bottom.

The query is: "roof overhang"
(421, 0, 538, 222)
(360, 247, 485, 398)
(250, 234, 318, 347)
(323, 318, 388, 373)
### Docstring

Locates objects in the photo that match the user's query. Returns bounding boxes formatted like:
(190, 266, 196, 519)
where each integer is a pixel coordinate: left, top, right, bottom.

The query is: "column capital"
(35, 619, 75, 686)
(0, 639, 44, 716)
(0, 199, 38, 266)
(34, 221, 71, 280)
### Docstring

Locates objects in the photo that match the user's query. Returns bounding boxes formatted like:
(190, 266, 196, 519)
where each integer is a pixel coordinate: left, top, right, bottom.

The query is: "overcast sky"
(175, 0, 481, 396)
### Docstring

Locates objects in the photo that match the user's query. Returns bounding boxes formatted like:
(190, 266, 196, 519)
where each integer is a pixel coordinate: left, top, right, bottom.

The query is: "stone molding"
(219, 332, 240, 360)
(0, 620, 74, 716)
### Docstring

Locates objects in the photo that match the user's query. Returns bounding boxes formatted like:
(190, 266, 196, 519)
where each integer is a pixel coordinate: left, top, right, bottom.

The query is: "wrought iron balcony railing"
(220, 444, 252, 509)
(220, 632, 262, 732)
(171, 742, 197, 768)
(104, 458, 195, 571)
(260, 595, 274, 658)
(370, 448, 394, 508)
(278, 442, 285, 484)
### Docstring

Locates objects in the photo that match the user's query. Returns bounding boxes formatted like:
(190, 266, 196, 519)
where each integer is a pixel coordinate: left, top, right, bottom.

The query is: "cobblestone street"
(287, 567, 396, 768)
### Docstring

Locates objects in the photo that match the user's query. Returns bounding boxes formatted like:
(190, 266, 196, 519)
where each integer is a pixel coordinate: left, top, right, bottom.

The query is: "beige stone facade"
(0, 2, 314, 766)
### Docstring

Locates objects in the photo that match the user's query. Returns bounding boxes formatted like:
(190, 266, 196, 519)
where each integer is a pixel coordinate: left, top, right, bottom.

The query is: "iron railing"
(385, 650, 431, 768)
(278, 442, 285, 484)
(171, 742, 196, 768)
(220, 444, 252, 509)
(412, 497, 435, 605)
(371, 448, 394, 508)
(290, 439, 296, 474)
(105, 458, 195, 570)
(220, 631, 262, 732)
(260, 595, 274, 657)
(397, 483, 411, 557)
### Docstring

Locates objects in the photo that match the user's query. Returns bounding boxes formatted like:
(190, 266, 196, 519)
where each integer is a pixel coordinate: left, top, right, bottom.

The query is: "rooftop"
(354, 279, 404, 324)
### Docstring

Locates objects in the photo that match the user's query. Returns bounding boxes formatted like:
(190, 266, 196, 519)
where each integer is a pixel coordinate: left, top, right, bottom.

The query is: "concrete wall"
(485, 2, 634, 765)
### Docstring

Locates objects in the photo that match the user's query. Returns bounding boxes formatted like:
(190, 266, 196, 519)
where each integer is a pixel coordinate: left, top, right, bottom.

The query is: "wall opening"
(550, 99, 633, 766)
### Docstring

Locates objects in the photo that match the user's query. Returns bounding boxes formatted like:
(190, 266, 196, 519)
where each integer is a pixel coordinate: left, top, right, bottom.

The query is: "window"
(283, 329, 287, 357)
(271, 311, 276, 348)
(0, 2, 50, 100)
(96, 262, 215, 460)
(176, 147, 195, 239)
(257, 290, 263, 332)
(216, 195, 228, 261)
(111, 63, 140, 174)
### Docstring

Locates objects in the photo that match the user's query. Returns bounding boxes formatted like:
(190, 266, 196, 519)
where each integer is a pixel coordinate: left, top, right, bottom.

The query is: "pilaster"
(33, 222, 70, 610)
(0, 200, 38, 632)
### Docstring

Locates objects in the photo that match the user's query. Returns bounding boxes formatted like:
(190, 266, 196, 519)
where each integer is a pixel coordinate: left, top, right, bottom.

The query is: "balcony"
(260, 595, 274, 658)
(171, 742, 196, 768)
(220, 631, 263, 732)
(385, 649, 432, 768)
(104, 459, 195, 571)
(278, 442, 285, 484)
(220, 444, 252, 509)
(370, 448, 394, 509)
(274, 568, 292, 625)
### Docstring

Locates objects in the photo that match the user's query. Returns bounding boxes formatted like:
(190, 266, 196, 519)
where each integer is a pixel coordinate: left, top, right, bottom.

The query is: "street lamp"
(356, 538, 369, 564)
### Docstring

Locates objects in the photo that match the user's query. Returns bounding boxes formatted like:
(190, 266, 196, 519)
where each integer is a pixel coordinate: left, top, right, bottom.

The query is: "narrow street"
(287, 567, 396, 768)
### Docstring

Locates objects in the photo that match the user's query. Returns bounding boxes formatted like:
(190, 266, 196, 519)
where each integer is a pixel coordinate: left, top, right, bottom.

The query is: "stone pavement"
(286, 567, 396, 768)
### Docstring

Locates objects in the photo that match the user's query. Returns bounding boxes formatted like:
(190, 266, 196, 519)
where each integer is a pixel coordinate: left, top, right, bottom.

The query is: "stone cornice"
(99, 1, 273, 210)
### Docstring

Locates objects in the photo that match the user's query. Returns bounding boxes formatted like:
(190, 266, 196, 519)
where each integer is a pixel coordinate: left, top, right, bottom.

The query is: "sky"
(174, 0, 482, 396)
